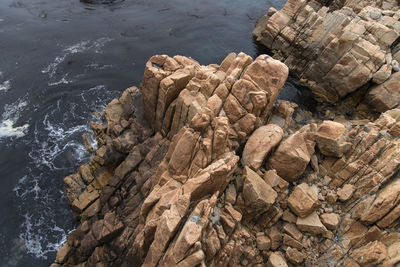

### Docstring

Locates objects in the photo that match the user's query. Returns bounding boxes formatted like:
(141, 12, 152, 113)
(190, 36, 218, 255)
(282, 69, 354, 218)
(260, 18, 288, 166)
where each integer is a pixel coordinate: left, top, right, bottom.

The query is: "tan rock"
(321, 213, 340, 230)
(268, 125, 315, 182)
(256, 234, 271, 251)
(243, 166, 277, 213)
(296, 211, 328, 235)
(360, 177, 400, 224)
(241, 124, 284, 170)
(285, 247, 305, 264)
(351, 241, 388, 267)
(267, 251, 288, 267)
(337, 184, 355, 202)
(367, 72, 400, 113)
(288, 183, 320, 218)
(315, 120, 352, 157)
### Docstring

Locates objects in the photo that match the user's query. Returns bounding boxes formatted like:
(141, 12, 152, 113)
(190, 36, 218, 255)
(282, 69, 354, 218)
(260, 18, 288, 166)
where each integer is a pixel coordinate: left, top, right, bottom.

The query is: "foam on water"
(0, 97, 29, 139)
(42, 38, 113, 80)
(13, 84, 120, 260)
(0, 80, 11, 92)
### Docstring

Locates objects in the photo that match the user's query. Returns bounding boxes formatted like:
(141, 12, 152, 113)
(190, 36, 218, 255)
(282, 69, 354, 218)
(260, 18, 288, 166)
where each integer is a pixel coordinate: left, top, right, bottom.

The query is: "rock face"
(54, 52, 400, 267)
(253, 0, 400, 113)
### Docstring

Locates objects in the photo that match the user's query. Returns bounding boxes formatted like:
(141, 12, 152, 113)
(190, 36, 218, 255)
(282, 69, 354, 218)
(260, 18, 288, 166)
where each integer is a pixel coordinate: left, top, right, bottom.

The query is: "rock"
(360, 177, 400, 224)
(337, 184, 355, 202)
(267, 251, 288, 267)
(288, 183, 320, 218)
(241, 124, 284, 170)
(256, 234, 271, 251)
(321, 213, 340, 230)
(367, 72, 400, 113)
(296, 211, 328, 235)
(254, 0, 400, 111)
(351, 241, 388, 266)
(243, 166, 277, 213)
(315, 121, 352, 157)
(372, 64, 392, 84)
(268, 124, 316, 182)
(286, 247, 305, 264)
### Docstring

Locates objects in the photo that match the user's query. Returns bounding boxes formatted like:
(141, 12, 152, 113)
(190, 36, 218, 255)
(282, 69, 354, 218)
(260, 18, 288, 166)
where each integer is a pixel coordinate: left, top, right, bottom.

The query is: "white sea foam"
(42, 38, 113, 79)
(0, 98, 29, 139)
(0, 80, 11, 91)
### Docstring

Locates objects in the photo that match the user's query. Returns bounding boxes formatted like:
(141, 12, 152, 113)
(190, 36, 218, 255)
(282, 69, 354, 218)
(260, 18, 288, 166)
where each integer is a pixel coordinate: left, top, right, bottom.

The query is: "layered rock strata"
(54, 52, 400, 266)
(253, 0, 400, 115)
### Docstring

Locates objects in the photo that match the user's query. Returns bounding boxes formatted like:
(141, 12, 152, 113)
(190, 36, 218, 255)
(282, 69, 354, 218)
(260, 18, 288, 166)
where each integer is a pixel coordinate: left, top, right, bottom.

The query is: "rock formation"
(253, 0, 400, 116)
(53, 51, 400, 267)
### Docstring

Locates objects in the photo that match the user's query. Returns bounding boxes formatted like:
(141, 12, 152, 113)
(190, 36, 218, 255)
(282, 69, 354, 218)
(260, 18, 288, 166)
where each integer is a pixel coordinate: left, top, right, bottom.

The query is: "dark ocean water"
(0, 0, 309, 265)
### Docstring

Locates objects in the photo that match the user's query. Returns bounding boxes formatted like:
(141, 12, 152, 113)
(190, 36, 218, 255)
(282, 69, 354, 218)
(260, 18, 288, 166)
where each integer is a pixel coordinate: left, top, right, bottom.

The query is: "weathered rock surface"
(55, 51, 400, 267)
(254, 0, 400, 113)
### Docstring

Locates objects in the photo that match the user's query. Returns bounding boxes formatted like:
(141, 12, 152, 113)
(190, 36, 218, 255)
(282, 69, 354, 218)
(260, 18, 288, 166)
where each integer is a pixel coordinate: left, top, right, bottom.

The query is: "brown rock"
(268, 125, 315, 182)
(337, 184, 355, 202)
(288, 183, 320, 218)
(367, 72, 400, 113)
(315, 121, 352, 157)
(360, 177, 400, 224)
(243, 166, 277, 213)
(256, 234, 271, 251)
(285, 247, 305, 264)
(267, 251, 288, 267)
(321, 213, 340, 230)
(296, 211, 328, 235)
(351, 241, 388, 267)
(241, 124, 284, 170)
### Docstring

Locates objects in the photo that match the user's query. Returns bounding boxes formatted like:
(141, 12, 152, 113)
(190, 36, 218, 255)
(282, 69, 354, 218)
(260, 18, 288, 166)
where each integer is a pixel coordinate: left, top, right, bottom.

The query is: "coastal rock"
(55, 52, 400, 267)
(288, 183, 320, 218)
(268, 124, 316, 182)
(241, 124, 284, 170)
(253, 0, 400, 112)
(315, 120, 352, 157)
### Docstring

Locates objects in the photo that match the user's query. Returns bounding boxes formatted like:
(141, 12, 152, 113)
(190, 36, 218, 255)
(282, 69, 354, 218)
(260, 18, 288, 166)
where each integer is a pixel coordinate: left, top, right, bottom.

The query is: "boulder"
(351, 241, 388, 266)
(321, 213, 340, 230)
(268, 125, 315, 182)
(288, 183, 320, 218)
(243, 166, 277, 213)
(315, 121, 352, 157)
(267, 252, 288, 267)
(241, 124, 284, 170)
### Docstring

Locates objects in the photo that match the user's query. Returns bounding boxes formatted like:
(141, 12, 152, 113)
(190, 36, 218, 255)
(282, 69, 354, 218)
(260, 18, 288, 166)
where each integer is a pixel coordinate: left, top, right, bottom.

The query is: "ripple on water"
(13, 84, 120, 260)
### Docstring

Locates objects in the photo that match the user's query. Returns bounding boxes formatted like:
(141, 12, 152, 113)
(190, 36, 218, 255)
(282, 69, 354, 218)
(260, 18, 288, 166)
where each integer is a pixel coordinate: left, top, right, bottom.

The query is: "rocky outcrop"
(55, 52, 400, 267)
(253, 0, 400, 115)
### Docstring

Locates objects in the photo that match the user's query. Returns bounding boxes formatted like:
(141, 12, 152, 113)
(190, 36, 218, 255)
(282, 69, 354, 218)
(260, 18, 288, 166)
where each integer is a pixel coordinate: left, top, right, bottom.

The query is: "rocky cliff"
(253, 0, 400, 118)
(51, 51, 400, 267)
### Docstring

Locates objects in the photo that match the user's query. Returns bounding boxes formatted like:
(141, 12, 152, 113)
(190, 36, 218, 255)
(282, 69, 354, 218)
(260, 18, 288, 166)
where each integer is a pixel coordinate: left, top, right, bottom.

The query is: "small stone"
(282, 210, 297, 223)
(257, 234, 272, 251)
(321, 213, 340, 230)
(225, 183, 237, 204)
(286, 247, 305, 264)
(267, 251, 288, 267)
(326, 191, 338, 204)
(315, 120, 352, 157)
(337, 184, 355, 202)
(296, 211, 328, 235)
(288, 183, 320, 218)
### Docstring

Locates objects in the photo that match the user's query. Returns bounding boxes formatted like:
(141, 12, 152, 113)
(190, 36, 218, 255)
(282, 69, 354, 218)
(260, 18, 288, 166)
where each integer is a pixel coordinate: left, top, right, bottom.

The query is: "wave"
(0, 80, 11, 92)
(0, 97, 29, 139)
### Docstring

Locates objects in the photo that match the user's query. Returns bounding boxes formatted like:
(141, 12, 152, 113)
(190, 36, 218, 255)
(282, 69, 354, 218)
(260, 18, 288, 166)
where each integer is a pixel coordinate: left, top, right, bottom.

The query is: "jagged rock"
(243, 166, 277, 213)
(315, 121, 352, 157)
(268, 124, 316, 182)
(286, 247, 305, 264)
(351, 241, 388, 266)
(296, 211, 327, 235)
(267, 251, 288, 267)
(256, 234, 271, 251)
(253, 0, 400, 111)
(241, 124, 284, 170)
(288, 183, 320, 218)
(321, 213, 340, 230)
(367, 72, 400, 113)
(337, 184, 355, 202)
